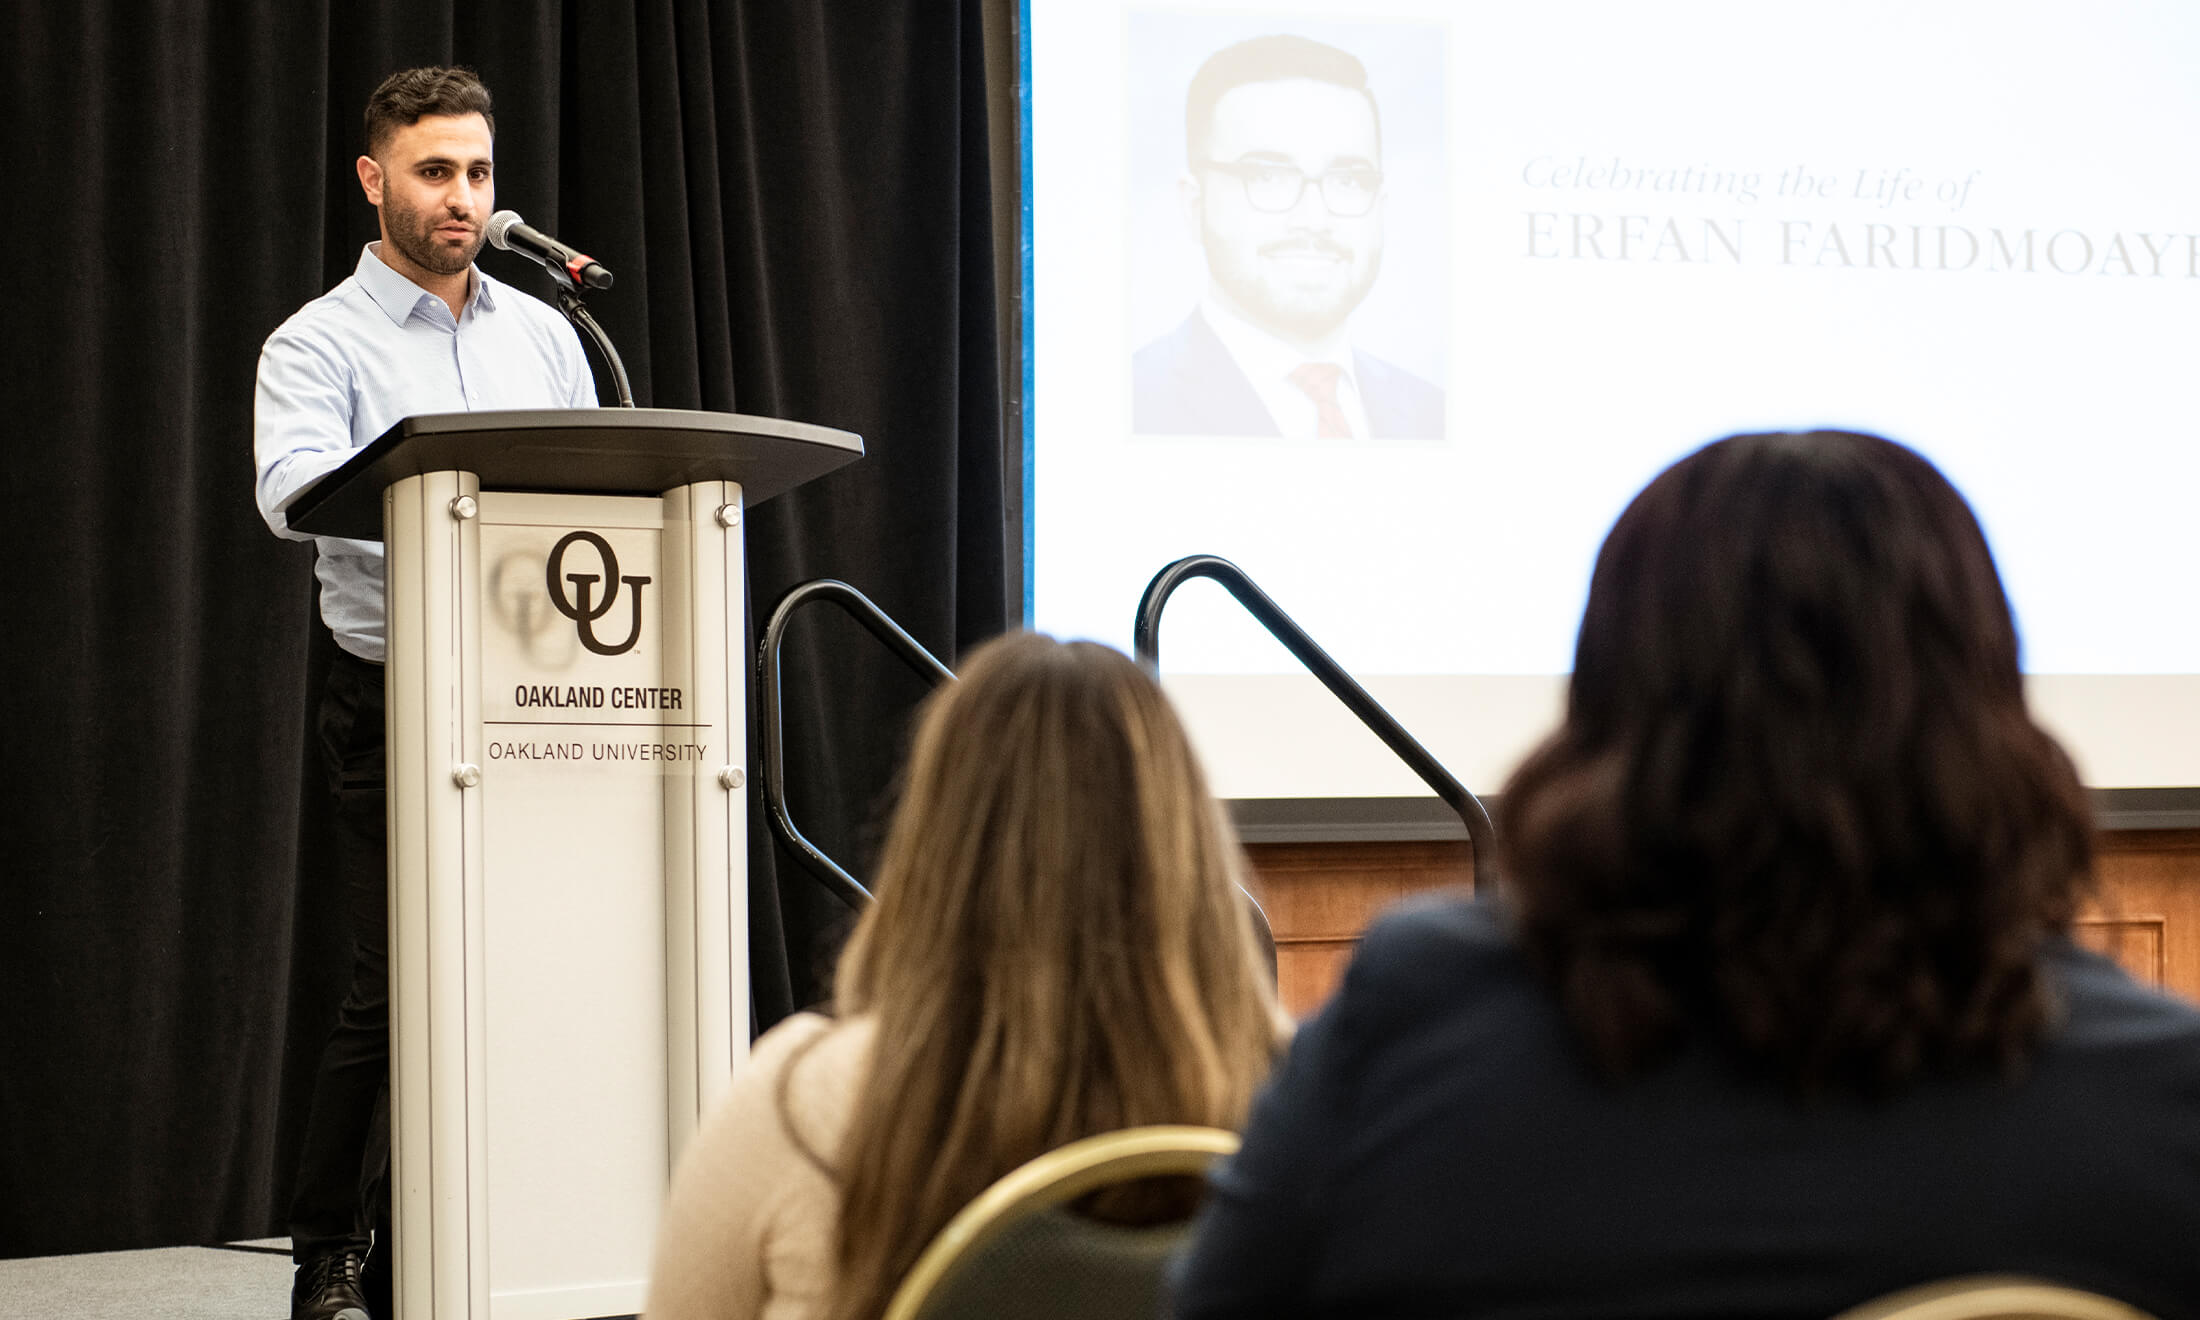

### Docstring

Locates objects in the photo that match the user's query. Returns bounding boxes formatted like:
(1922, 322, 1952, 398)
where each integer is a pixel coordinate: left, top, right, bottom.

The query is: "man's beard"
(1202, 227, 1381, 343)
(384, 196, 484, 277)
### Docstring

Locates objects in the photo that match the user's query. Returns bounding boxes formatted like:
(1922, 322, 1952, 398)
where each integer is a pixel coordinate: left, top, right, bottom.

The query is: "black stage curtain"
(0, 0, 1006, 1257)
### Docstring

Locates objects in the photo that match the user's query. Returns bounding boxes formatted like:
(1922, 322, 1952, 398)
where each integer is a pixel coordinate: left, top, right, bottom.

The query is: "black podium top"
(279, 408, 865, 539)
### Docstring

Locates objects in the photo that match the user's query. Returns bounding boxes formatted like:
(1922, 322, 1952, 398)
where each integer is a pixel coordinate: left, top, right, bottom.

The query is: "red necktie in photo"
(1288, 362, 1352, 439)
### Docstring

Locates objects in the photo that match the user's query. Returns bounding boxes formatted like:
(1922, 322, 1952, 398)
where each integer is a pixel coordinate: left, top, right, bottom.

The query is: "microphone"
(485, 211, 613, 291)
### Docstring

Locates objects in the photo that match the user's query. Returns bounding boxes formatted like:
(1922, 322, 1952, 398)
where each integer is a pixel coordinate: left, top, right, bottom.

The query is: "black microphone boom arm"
(485, 210, 633, 407)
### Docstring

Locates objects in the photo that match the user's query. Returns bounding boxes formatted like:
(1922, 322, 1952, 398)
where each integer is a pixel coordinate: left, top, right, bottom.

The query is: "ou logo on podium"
(546, 530, 652, 656)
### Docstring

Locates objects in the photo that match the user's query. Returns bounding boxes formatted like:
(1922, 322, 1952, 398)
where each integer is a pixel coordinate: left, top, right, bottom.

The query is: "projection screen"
(1026, 1, 2200, 806)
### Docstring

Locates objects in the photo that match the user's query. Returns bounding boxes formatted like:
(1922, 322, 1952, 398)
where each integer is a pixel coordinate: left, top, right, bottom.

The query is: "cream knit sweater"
(643, 1012, 867, 1320)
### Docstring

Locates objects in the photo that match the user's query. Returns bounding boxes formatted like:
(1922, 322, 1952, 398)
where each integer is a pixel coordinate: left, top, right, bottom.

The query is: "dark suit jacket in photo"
(1131, 310, 1445, 439)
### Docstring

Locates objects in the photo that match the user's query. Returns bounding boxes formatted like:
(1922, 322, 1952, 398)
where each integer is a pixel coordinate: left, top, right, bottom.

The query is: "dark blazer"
(1131, 311, 1445, 439)
(1174, 895, 2200, 1320)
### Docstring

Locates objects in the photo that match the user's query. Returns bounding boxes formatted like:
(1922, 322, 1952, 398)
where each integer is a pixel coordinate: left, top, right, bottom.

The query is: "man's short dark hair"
(1184, 35, 1379, 168)
(364, 66, 495, 158)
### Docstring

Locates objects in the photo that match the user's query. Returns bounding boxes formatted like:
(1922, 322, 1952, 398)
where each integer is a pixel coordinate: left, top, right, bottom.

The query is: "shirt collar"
(1198, 294, 1357, 389)
(355, 242, 494, 324)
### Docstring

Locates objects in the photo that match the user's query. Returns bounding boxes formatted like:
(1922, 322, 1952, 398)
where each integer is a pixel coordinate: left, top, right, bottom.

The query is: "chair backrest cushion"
(908, 1205, 1193, 1320)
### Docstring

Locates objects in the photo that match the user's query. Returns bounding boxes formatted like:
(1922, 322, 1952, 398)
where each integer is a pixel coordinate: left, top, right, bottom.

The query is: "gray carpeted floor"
(0, 1239, 293, 1320)
(0, 1243, 644, 1320)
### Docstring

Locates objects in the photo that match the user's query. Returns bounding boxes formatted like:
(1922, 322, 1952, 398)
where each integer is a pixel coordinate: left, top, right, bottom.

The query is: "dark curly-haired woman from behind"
(1175, 431, 2200, 1320)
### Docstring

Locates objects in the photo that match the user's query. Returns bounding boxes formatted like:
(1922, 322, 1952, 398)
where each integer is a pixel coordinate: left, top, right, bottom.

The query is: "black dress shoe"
(293, 1249, 370, 1320)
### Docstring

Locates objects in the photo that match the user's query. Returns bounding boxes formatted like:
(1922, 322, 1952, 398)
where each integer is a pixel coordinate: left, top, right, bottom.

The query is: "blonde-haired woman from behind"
(643, 630, 1282, 1320)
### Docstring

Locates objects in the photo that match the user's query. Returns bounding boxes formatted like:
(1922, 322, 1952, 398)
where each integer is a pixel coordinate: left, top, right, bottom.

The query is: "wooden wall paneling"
(2081, 829, 2200, 994)
(1244, 840, 1472, 1018)
(1248, 831, 2200, 1020)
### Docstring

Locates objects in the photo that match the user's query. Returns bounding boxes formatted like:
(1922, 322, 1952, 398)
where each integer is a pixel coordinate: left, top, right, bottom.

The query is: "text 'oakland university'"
(488, 741, 709, 763)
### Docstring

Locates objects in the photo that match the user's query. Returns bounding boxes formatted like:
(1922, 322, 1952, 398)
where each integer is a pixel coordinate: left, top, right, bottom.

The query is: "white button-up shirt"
(254, 243, 597, 660)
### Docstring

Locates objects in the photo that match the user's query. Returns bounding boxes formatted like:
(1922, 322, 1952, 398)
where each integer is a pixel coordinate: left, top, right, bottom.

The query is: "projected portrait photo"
(1128, 14, 1448, 442)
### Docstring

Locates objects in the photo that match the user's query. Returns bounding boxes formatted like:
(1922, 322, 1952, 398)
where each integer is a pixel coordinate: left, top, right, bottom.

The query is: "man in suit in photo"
(1133, 35, 1444, 440)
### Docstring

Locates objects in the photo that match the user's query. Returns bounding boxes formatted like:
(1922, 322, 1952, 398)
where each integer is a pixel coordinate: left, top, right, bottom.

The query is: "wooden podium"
(283, 409, 863, 1320)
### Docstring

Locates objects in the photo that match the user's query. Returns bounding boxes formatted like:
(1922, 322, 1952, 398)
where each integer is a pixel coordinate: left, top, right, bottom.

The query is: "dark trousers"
(288, 647, 391, 1262)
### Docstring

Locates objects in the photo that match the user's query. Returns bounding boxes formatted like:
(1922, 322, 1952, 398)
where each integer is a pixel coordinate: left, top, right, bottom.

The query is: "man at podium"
(251, 66, 597, 1320)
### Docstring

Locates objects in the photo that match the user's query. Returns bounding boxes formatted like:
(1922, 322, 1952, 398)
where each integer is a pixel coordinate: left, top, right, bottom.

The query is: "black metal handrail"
(1133, 554, 1499, 890)
(756, 579, 956, 908)
(754, 579, 1285, 981)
